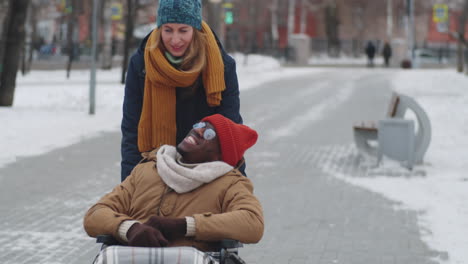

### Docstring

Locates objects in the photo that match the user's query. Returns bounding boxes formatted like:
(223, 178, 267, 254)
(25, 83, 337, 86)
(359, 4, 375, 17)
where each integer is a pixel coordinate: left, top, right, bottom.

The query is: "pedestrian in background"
(382, 41, 392, 67)
(365, 41, 376, 67)
(120, 0, 244, 181)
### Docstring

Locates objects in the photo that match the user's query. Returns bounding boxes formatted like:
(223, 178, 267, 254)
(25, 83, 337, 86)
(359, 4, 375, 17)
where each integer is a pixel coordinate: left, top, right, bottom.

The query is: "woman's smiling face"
(160, 23, 194, 57)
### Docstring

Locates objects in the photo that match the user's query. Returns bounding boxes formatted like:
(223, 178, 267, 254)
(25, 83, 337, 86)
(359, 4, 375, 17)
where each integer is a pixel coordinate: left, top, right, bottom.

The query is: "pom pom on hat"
(202, 114, 258, 167)
(157, 0, 202, 30)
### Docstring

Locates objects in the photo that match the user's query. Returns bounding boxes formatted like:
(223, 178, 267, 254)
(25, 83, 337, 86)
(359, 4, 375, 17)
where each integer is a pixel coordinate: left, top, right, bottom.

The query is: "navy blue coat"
(121, 32, 243, 181)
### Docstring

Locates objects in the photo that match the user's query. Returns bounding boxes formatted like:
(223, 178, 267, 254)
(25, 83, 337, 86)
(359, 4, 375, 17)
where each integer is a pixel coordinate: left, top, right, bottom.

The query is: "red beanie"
(202, 114, 258, 167)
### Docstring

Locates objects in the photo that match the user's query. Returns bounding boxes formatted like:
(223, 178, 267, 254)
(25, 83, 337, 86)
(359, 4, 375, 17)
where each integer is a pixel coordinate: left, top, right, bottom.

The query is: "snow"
(0, 54, 314, 169)
(1, 54, 468, 263)
(308, 53, 384, 66)
(334, 69, 468, 264)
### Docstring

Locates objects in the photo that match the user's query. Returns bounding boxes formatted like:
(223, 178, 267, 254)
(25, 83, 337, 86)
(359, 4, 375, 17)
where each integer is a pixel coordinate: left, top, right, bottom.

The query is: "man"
(365, 41, 376, 67)
(382, 41, 392, 67)
(84, 114, 263, 252)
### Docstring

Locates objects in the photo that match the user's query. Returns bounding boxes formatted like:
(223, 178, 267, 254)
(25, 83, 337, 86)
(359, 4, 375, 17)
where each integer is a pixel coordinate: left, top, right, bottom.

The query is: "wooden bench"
(353, 92, 431, 167)
(353, 93, 400, 132)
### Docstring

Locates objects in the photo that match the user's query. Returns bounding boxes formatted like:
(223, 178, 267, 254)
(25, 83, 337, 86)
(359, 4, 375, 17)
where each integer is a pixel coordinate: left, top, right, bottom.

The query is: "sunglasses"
(193, 122, 216, 140)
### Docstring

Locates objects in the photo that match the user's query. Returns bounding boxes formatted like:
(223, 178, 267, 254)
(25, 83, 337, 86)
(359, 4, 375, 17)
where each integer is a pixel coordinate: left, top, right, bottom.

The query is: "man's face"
(177, 121, 221, 164)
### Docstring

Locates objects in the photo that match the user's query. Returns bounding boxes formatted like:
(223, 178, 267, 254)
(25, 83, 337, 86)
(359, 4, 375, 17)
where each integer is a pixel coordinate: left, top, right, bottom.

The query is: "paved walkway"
(0, 69, 447, 263)
(0, 132, 121, 264)
(238, 69, 445, 264)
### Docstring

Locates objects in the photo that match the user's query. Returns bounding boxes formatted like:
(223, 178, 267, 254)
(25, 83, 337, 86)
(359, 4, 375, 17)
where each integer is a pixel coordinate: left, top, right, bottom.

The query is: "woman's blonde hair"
(150, 27, 207, 72)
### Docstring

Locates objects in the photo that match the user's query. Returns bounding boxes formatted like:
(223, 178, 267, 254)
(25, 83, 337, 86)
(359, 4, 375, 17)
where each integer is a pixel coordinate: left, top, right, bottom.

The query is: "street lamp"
(89, 0, 99, 115)
(207, 0, 224, 43)
(407, 0, 415, 62)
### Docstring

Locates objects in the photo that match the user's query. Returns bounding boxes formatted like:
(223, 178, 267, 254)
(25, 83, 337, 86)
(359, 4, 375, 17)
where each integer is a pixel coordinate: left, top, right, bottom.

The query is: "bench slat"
(353, 120, 377, 131)
(387, 93, 400, 117)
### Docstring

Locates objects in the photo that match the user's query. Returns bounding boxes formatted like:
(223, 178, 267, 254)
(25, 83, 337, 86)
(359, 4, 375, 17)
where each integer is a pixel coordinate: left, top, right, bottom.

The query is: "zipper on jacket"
(156, 186, 172, 216)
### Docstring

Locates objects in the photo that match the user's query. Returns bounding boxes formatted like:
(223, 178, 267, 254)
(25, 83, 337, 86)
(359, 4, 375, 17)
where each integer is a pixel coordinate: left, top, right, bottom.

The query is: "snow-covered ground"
(308, 54, 384, 66)
(340, 69, 468, 264)
(0, 54, 314, 168)
(1, 54, 467, 263)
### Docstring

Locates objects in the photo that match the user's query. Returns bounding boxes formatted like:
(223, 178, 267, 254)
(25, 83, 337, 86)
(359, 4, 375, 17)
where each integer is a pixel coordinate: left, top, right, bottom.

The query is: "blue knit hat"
(157, 0, 202, 30)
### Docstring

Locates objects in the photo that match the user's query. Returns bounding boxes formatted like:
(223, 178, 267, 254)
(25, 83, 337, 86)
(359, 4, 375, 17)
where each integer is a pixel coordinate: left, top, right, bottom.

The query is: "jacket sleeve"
(121, 53, 144, 181)
(83, 168, 138, 241)
(192, 177, 264, 243)
(218, 54, 243, 124)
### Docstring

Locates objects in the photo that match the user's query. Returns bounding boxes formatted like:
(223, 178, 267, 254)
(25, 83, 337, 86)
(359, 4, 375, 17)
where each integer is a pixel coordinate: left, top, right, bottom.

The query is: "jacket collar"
(156, 145, 234, 193)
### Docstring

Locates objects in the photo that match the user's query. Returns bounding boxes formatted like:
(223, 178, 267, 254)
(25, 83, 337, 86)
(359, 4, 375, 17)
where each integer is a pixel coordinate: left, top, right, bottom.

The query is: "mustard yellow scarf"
(138, 21, 225, 152)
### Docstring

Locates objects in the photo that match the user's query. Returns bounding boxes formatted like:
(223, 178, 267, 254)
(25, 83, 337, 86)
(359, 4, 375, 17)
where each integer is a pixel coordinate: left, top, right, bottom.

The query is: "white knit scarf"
(156, 145, 234, 194)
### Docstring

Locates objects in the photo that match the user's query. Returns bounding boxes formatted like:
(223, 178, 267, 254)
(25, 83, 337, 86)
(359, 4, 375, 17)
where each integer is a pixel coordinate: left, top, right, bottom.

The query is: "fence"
(6, 36, 465, 70)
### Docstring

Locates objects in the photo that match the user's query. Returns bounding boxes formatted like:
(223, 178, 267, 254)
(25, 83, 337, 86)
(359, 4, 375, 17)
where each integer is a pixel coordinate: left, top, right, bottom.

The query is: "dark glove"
(127, 223, 169, 247)
(144, 216, 187, 240)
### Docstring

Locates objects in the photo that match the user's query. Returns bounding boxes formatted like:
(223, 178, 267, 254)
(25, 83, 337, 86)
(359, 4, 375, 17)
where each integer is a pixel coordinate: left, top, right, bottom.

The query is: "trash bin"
(377, 118, 415, 169)
(289, 34, 310, 66)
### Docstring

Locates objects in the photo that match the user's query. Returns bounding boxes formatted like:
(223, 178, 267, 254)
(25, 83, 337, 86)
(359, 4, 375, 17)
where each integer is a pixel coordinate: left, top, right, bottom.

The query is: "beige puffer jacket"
(83, 152, 264, 252)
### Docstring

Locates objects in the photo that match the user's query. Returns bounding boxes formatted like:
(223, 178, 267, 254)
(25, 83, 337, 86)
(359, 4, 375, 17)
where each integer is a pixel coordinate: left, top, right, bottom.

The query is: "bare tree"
(270, 0, 279, 51)
(0, 0, 12, 81)
(350, 1, 365, 57)
(65, 0, 79, 79)
(247, 0, 259, 53)
(324, 0, 340, 57)
(121, 0, 136, 84)
(20, 5, 30, 76)
(456, 0, 468, 72)
(0, 0, 30, 107)
(25, 0, 39, 74)
(205, 0, 223, 41)
(299, 0, 308, 34)
(287, 0, 296, 40)
(101, 0, 113, 70)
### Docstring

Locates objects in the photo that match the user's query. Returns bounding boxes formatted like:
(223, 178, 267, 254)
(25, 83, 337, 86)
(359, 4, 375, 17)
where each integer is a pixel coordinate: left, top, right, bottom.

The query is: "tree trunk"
(101, 0, 113, 70)
(121, 0, 135, 84)
(21, 35, 26, 76)
(0, 0, 12, 88)
(300, 0, 307, 34)
(352, 4, 364, 57)
(243, 0, 258, 65)
(325, 2, 340, 57)
(27, 1, 37, 74)
(287, 0, 296, 45)
(206, 0, 223, 43)
(271, 0, 279, 47)
(0, 0, 30, 107)
(457, 0, 468, 73)
(21, 3, 32, 76)
(248, 0, 257, 53)
(66, 0, 78, 79)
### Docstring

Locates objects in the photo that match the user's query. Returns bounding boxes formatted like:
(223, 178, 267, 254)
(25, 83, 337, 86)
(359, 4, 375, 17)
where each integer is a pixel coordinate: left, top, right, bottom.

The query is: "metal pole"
(300, 0, 306, 34)
(387, 0, 393, 39)
(271, 0, 279, 42)
(287, 0, 296, 45)
(89, 0, 98, 115)
(208, 0, 222, 39)
(408, 0, 415, 61)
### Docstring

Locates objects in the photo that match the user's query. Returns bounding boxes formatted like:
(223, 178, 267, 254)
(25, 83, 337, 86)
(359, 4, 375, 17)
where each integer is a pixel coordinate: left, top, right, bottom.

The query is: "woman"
(121, 0, 243, 181)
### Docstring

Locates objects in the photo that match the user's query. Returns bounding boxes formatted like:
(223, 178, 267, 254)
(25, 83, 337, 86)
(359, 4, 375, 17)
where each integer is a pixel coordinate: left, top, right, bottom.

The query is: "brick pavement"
(0, 133, 120, 264)
(237, 70, 447, 264)
(240, 141, 446, 264)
